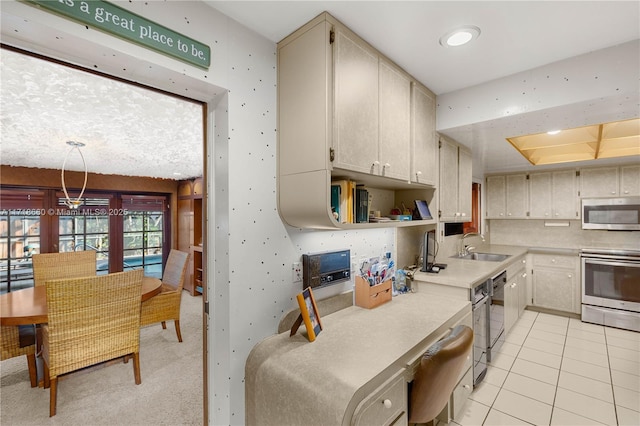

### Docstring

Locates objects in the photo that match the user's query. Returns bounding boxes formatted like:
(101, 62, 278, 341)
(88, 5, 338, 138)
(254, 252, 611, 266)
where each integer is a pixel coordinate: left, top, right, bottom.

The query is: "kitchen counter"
(245, 292, 471, 426)
(413, 244, 529, 289)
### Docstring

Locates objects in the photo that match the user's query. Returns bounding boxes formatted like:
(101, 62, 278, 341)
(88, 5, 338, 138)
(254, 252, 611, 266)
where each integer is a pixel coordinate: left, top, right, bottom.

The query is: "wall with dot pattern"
(1, 2, 402, 424)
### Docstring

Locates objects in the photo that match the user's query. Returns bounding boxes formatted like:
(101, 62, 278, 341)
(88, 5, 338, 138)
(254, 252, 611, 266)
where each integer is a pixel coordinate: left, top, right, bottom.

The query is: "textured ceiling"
(0, 48, 204, 180)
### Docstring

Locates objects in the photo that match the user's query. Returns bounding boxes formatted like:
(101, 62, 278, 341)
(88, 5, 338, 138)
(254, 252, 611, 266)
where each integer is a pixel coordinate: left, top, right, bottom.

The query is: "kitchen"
(1, 1, 639, 425)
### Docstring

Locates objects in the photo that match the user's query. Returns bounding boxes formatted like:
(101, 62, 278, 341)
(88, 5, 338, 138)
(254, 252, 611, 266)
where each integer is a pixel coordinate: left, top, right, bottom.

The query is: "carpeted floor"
(1, 292, 204, 425)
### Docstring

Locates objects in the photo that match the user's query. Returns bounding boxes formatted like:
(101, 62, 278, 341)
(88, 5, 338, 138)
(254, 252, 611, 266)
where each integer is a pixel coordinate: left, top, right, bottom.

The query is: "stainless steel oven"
(581, 248, 640, 332)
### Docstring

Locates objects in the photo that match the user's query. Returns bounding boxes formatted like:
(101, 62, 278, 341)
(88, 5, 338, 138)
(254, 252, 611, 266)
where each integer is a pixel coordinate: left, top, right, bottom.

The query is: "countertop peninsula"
(413, 244, 529, 289)
(245, 291, 471, 426)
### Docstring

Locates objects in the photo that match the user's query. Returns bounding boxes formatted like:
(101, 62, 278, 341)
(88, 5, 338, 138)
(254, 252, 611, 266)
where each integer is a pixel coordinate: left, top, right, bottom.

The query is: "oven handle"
(582, 258, 640, 268)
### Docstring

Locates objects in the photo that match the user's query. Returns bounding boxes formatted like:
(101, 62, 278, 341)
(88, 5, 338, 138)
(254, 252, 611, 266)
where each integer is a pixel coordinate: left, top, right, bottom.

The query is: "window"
(122, 196, 166, 278)
(0, 187, 170, 289)
(0, 210, 40, 293)
(0, 189, 45, 293)
(58, 196, 110, 274)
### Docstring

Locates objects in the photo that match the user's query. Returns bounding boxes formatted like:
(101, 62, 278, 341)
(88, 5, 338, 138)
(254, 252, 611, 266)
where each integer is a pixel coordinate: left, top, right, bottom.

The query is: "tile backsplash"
(489, 219, 639, 250)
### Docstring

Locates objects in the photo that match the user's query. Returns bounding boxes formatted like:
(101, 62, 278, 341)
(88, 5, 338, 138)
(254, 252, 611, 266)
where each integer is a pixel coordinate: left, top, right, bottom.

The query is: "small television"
(420, 230, 437, 272)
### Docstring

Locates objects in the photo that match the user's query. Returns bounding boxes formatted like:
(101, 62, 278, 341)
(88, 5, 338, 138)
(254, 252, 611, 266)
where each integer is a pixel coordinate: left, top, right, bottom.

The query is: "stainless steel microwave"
(582, 197, 640, 230)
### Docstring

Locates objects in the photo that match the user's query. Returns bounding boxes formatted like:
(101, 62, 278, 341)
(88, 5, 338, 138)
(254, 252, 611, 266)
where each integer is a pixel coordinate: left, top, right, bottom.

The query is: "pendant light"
(61, 141, 88, 209)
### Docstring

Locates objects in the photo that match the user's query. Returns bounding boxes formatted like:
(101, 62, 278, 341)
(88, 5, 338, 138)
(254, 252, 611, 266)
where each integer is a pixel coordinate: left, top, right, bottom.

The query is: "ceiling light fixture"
(439, 25, 481, 47)
(61, 141, 88, 209)
(547, 130, 561, 135)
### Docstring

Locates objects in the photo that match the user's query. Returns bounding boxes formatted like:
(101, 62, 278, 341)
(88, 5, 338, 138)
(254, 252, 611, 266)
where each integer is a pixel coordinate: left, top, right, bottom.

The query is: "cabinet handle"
(568, 274, 572, 278)
(508, 212, 512, 216)
(522, 273, 527, 278)
(511, 283, 517, 288)
(383, 399, 392, 409)
(624, 190, 629, 194)
(611, 191, 616, 194)
(416, 171, 422, 179)
(522, 259, 526, 264)
(463, 384, 471, 390)
(499, 213, 504, 216)
(461, 213, 466, 217)
(552, 259, 556, 263)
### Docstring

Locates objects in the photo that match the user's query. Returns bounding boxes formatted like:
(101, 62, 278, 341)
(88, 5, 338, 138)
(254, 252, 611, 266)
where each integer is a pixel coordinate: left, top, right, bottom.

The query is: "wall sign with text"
(25, 0, 211, 69)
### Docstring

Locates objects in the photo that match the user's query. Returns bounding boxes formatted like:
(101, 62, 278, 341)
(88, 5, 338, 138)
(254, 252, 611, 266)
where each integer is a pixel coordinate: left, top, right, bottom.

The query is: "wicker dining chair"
(0, 325, 37, 387)
(42, 269, 144, 417)
(140, 249, 189, 342)
(32, 250, 97, 286)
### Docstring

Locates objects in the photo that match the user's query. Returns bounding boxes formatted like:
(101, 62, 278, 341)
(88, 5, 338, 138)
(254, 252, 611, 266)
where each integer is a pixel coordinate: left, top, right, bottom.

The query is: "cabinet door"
(439, 139, 459, 220)
(506, 174, 528, 218)
(621, 165, 640, 196)
(580, 167, 619, 198)
(379, 59, 410, 181)
(333, 29, 379, 174)
(504, 279, 518, 335)
(458, 148, 472, 220)
(411, 84, 437, 185)
(529, 172, 552, 219)
(532, 268, 576, 313)
(517, 269, 528, 316)
(486, 176, 506, 219)
(552, 170, 578, 219)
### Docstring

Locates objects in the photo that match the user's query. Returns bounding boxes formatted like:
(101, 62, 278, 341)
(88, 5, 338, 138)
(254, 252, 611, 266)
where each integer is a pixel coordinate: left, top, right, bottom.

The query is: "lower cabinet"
(353, 370, 407, 426)
(531, 253, 579, 314)
(505, 256, 528, 334)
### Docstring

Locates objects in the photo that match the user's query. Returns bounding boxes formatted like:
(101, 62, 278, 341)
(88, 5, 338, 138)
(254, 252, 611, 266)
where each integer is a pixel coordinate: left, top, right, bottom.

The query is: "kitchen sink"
(452, 252, 511, 262)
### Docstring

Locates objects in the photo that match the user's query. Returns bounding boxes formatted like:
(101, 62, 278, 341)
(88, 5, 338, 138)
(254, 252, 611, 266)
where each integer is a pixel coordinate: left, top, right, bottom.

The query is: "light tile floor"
(449, 310, 640, 426)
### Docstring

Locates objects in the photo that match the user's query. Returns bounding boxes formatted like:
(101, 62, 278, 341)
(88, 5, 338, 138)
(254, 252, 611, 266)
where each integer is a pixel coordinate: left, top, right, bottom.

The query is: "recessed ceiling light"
(547, 130, 562, 135)
(439, 26, 481, 47)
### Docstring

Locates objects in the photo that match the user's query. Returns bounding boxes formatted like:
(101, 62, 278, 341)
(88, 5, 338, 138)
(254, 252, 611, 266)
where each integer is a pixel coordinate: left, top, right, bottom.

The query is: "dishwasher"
(470, 281, 489, 386)
(487, 270, 507, 362)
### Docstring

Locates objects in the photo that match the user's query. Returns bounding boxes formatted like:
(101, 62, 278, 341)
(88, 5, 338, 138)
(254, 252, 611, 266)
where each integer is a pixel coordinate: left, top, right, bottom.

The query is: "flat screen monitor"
(420, 230, 436, 272)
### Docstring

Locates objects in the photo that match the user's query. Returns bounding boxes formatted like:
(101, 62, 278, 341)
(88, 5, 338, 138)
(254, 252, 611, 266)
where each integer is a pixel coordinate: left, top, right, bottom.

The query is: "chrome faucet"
(459, 232, 485, 256)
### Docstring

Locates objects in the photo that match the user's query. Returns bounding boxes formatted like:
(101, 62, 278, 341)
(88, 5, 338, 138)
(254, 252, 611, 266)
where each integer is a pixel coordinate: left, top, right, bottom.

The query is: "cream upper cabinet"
(506, 174, 528, 218)
(411, 83, 437, 185)
(552, 170, 579, 219)
(440, 137, 471, 222)
(458, 148, 472, 219)
(620, 165, 640, 196)
(378, 59, 411, 181)
(486, 175, 506, 219)
(529, 172, 552, 218)
(580, 167, 619, 198)
(277, 13, 437, 229)
(333, 30, 410, 181)
(332, 28, 380, 175)
(486, 174, 527, 219)
(529, 170, 578, 219)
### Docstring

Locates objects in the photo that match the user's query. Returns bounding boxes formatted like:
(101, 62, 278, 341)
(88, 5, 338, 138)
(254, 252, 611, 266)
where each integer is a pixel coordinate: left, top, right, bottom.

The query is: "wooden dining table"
(0, 277, 162, 326)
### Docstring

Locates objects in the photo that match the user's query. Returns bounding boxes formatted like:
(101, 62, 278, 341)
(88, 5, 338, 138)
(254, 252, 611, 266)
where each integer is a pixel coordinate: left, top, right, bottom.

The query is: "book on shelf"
(331, 179, 357, 223)
(355, 186, 369, 223)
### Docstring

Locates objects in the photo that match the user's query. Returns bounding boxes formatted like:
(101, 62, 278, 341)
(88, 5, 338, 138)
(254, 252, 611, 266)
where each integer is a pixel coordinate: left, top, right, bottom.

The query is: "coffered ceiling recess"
(507, 118, 640, 166)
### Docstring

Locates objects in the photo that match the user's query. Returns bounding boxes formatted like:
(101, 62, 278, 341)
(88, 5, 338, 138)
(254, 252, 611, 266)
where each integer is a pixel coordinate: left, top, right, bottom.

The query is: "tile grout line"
(481, 312, 538, 426)
(604, 329, 621, 426)
(546, 316, 569, 426)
